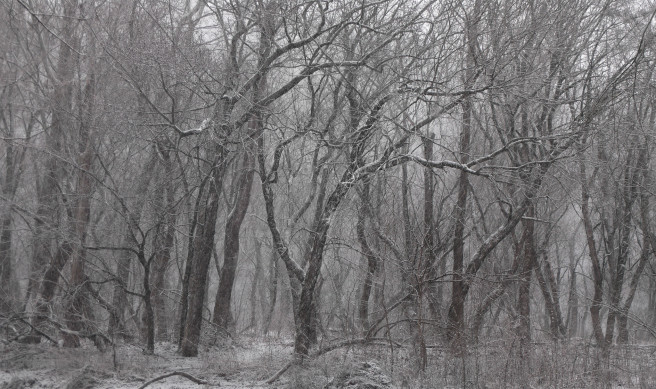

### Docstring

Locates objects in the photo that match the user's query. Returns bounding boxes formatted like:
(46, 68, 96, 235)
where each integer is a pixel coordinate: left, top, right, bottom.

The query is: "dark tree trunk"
(248, 238, 263, 333)
(0, 215, 13, 314)
(180, 153, 225, 357)
(263, 249, 279, 334)
(151, 147, 176, 341)
(213, 149, 255, 333)
(534, 256, 565, 339)
(517, 204, 535, 348)
(141, 250, 155, 354)
(0, 117, 24, 313)
(356, 179, 377, 333)
(566, 234, 579, 338)
(603, 145, 643, 348)
(618, 163, 650, 343)
(294, 176, 352, 355)
(579, 146, 605, 345)
(422, 134, 441, 322)
(446, 7, 476, 346)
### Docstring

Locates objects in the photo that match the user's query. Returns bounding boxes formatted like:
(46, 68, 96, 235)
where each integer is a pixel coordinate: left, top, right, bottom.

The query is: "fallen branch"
(138, 371, 209, 389)
(265, 362, 293, 385)
(15, 316, 57, 345)
(264, 337, 393, 384)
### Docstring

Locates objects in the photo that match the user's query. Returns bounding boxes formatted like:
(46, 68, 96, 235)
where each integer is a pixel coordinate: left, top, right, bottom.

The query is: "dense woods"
(3, 0, 656, 386)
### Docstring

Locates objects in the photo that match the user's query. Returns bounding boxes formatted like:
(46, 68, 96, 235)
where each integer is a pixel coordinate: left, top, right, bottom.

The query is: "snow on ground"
(0, 338, 291, 388)
(2, 338, 656, 388)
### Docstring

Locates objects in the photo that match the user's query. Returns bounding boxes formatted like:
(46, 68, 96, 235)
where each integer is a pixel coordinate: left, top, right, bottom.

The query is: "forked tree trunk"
(534, 256, 565, 339)
(603, 145, 643, 348)
(213, 148, 256, 333)
(578, 144, 605, 346)
(180, 152, 225, 357)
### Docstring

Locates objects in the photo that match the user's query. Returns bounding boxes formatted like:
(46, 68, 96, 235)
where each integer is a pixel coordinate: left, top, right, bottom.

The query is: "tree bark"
(446, 5, 476, 346)
(263, 249, 279, 335)
(517, 205, 535, 347)
(213, 148, 255, 333)
(422, 134, 441, 322)
(0, 111, 26, 314)
(603, 145, 643, 348)
(28, 0, 78, 340)
(180, 152, 225, 357)
(578, 142, 605, 346)
(566, 234, 579, 338)
(63, 50, 97, 348)
(356, 179, 377, 333)
(151, 148, 176, 341)
(618, 159, 650, 343)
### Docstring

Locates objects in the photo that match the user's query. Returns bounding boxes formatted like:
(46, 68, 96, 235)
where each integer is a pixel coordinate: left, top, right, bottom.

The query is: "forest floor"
(1, 335, 656, 388)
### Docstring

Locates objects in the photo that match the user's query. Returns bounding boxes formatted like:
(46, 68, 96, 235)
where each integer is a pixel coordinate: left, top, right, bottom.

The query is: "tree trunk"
(422, 134, 441, 322)
(150, 145, 176, 341)
(212, 148, 255, 333)
(31, 241, 73, 339)
(534, 256, 565, 339)
(0, 118, 24, 314)
(578, 146, 605, 345)
(28, 0, 78, 341)
(446, 6, 476, 346)
(603, 145, 643, 348)
(248, 238, 263, 333)
(566, 232, 579, 338)
(294, 152, 368, 355)
(356, 179, 377, 333)
(517, 205, 535, 348)
(618, 170, 651, 343)
(263, 249, 279, 335)
(63, 54, 96, 348)
(400, 163, 427, 370)
(180, 153, 225, 357)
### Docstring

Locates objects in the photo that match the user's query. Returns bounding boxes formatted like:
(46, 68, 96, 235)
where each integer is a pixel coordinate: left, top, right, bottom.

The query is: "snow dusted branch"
(167, 118, 211, 138)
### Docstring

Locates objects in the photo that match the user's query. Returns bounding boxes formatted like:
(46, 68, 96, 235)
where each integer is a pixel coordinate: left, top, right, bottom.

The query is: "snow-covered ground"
(0, 338, 290, 388)
(2, 338, 656, 388)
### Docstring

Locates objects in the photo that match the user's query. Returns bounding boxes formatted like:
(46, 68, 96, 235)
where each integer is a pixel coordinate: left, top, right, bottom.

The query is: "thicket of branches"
(2, 0, 656, 373)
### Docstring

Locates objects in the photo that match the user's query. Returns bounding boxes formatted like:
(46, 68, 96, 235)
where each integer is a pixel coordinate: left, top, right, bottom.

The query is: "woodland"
(2, 0, 656, 387)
